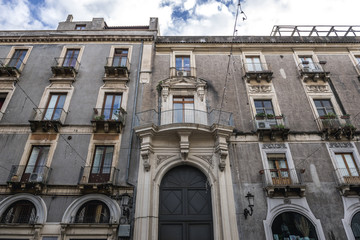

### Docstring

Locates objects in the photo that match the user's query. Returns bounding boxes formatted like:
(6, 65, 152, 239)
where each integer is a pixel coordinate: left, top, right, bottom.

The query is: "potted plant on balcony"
(266, 114, 275, 119)
(255, 112, 266, 120)
(341, 114, 350, 119)
(275, 114, 283, 119)
(271, 124, 285, 130)
(320, 112, 336, 119)
(94, 115, 105, 121)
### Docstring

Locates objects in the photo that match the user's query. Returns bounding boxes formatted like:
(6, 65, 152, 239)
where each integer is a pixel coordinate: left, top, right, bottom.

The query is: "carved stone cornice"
(160, 77, 207, 102)
(329, 142, 353, 148)
(248, 85, 272, 93)
(156, 155, 176, 166)
(262, 143, 287, 149)
(0, 35, 154, 43)
(306, 85, 330, 93)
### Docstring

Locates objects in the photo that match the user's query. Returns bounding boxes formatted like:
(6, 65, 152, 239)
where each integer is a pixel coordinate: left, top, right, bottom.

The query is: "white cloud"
(0, 0, 358, 36)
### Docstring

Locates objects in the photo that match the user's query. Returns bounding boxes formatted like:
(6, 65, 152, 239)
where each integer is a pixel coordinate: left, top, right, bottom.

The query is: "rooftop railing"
(135, 109, 233, 127)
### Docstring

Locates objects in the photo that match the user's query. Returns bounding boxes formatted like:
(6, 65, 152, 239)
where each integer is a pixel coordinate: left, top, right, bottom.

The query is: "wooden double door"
(159, 165, 213, 240)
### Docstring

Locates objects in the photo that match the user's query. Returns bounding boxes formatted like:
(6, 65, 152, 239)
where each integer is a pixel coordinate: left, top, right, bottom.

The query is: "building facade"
(0, 16, 360, 240)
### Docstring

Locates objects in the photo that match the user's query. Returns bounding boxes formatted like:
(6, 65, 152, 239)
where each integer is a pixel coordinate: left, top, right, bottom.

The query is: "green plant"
(342, 123, 356, 130)
(272, 124, 285, 129)
(94, 115, 105, 121)
(156, 80, 163, 93)
(321, 112, 336, 119)
(266, 113, 275, 119)
(255, 112, 266, 119)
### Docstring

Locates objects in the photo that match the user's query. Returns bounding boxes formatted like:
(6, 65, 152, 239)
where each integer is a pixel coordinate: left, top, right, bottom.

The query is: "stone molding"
(248, 85, 272, 93)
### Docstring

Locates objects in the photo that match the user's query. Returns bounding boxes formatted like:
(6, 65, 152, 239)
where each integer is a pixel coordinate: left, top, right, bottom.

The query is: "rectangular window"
(173, 96, 194, 123)
(75, 24, 86, 30)
(103, 94, 122, 120)
(314, 99, 335, 117)
(299, 56, 321, 71)
(335, 153, 359, 178)
(254, 99, 275, 115)
(267, 153, 291, 185)
(175, 56, 190, 76)
(89, 146, 114, 183)
(8, 49, 28, 69)
(112, 49, 128, 67)
(63, 49, 80, 67)
(355, 56, 360, 64)
(22, 146, 50, 182)
(43, 93, 67, 120)
(246, 56, 262, 71)
(0, 93, 7, 110)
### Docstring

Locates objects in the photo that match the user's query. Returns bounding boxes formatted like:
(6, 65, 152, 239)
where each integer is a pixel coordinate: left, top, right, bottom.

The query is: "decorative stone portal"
(159, 165, 213, 240)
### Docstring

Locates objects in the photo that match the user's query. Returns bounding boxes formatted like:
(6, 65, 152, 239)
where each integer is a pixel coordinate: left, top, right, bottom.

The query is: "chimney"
(66, 14, 73, 22)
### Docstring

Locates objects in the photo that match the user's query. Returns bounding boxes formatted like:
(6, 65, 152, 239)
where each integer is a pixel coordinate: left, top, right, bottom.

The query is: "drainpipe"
(125, 40, 143, 239)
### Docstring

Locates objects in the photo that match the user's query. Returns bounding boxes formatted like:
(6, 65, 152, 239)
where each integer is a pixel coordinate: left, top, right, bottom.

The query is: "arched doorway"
(159, 165, 213, 240)
(351, 211, 360, 239)
(272, 211, 318, 240)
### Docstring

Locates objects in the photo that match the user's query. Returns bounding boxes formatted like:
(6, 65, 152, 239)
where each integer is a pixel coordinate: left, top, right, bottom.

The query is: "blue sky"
(0, 0, 359, 36)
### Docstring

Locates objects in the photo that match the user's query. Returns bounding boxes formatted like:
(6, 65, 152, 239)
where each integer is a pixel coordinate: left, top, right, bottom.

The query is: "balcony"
(7, 165, 51, 192)
(254, 114, 290, 140)
(78, 166, 119, 193)
(316, 114, 356, 140)
(334, 168, 360, 196)
(29, 108, 67, 132)
(298, 61, 330, 82)
(242, 63, 273, 83)
(91, 107, 126, 133)
(104, 57, 130, 79)
(0, 58, 24, 79)
(260, 168, 306, 197)
(135, 109, 234, 127)
(170, 67, 196, 78)
(51, 57, 80, 79)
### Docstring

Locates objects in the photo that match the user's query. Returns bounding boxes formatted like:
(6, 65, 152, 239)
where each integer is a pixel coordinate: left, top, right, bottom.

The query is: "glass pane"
(263, 100, 273, 109)
(317, 109, 326, 116)
(175, 57, 182, 70)
(183, 57, 190, 70)
(112, 56, 120, 66)
(268, 160, 276, 170)
(26, 147, 40, 173)
(173, 103, 183, 123)
(120, 56, 127, 67)
(52, 95, 66, 120)
(314, 100, 322, 108)
(92, 147, 104, 174)
(103, 95, 113, 120)
(254, 100, 263, 108)
(103, 147, 114, 173)
(112, 95, 122, 120)
(278, 160, 287, 169)
(184, 104, 194, 123)
(44, 95, 58, 120)
(352, 212, 360, 239)
(322, 100, 332, 108)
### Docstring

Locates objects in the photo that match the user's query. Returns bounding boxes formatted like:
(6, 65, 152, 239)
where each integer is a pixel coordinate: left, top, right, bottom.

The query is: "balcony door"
(43, 93, 66, 121)
(267, 153, 291, 185)
(176, 56, 190, 76)
(335, 153, 360, 183)
(89, 146, 114, 183)
(103, 94, 122, 120)
(173, 97, 194, 123)
(22, 146, 49, 182)
(8, 49, 28, 69)
(159, 165, 213, 240)
(112, 49, 128, 67)
(63, 49, 79, 67)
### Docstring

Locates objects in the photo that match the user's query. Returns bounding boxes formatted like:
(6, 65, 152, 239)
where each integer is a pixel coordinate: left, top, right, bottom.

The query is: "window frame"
(0, 90, 14, 121)
(75, 24, 86, 30)
(254, 99, 275, 115)
(242, 52, 268, 72)
(259, 143, 299, 185)
(21, 145, 50, 182)
(171, 50, 196, 77)
(313, 98, 336, 117)
(112, 49, 128, 67)
(0, 200, 36, 224)
(57, 46, 84, 68)
(102, 93, 123, 121)
(107, 45, 132, 68)
(293, 51, 321, 71)
(74, 200, 110, 224)
(349, 51, 360, 75)
(43, 93, 67, 121)
(4, 46, 33, 72)
(89, 145, 115, 183)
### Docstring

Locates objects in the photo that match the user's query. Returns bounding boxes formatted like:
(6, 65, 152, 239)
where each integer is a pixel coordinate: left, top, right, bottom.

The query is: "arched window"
(351, 211, 360, 239)
(0, 200, 36, 224)
(75, 200, 110, 223)
(272, 212, 318, 240)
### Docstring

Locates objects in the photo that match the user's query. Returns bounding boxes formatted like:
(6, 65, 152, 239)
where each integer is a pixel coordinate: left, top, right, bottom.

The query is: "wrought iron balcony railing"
(334, 168, 360, 185)
(170, 67, 196, 78)
(254, 115, 288, 130)
(51, 57, 80, 77)
(298, 62, 324, 73)
(242, 63, 273, 82)
(29, 108, 68, 132)
(315, 114, 356, 139)
(7, 165, 51, 184)
(104, 57, 130, 77)
(78, 166, 119, 185)
(91, 107, 126, 133)
(135, 109, 233, 127)
(260, 168, 304, 187)
(0, 58, 24, 77)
